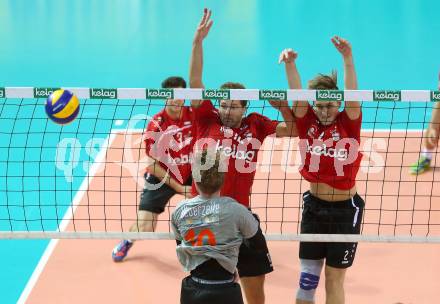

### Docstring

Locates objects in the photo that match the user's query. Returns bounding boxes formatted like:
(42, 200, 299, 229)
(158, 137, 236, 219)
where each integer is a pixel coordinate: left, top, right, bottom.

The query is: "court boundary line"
(17, 133, 116, 304)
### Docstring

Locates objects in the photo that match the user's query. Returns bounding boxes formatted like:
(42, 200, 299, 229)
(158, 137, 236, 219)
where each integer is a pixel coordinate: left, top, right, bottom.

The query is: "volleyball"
(45, 89, 80, 125)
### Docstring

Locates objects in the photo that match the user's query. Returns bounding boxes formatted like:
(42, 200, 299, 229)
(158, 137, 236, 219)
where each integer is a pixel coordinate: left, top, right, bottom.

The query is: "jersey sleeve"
(233, 203, 259, 239)
(144, 118, 162, 157)
(193, 100, 218, 122)
(295, 103, 316, 138)
(339, 109, 362, 140)
(249, 113, 279, 142)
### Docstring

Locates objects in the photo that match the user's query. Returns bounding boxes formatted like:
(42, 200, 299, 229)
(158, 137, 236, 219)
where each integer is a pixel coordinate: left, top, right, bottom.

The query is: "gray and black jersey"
(171, 195, 258, 274)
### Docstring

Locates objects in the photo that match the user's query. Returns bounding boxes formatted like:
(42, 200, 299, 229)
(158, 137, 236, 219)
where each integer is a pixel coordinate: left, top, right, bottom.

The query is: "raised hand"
(278, 48, 298, 64)
(438, 71, 440, 90)
(268, 99, 289, 111)
(194, 8, 213, 44)
(426, 126, 440, 148)
(331, 36, 352, 58)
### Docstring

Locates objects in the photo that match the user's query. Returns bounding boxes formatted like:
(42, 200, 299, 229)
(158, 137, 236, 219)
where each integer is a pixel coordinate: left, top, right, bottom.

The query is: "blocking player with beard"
(188, 9, 298, 304)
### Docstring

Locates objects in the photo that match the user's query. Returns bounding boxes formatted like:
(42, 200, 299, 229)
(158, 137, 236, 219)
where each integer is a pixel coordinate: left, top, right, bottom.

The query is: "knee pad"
(296, 259, 324, 302)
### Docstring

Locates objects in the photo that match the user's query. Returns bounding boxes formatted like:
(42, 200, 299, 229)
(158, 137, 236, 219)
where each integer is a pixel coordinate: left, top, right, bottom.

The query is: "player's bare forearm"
(433, 74, 440, 128)
(277, 106, 298, 137)
(285, 61, 302, 90)
(343, 55, 361, 119)
(190, 41, 204, 89)
(190, 9, 212, 109)
(430, 102, 440, 131)
(189, 42, 204, 108)
(285, 62, 307, 118)
(343, 55, 357, 91)
(331, 36, 360, 119)
(146, 159, 184, 193)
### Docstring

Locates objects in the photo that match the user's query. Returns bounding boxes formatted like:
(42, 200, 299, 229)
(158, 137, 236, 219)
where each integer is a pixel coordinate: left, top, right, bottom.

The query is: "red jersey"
(192, 100, 279, 207)
(295, 104, 363, 190)
(144, 106, 194, 184)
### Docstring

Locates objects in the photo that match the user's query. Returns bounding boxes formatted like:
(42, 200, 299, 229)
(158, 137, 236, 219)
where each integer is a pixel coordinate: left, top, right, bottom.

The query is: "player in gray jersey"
(171, 149, 266, 304)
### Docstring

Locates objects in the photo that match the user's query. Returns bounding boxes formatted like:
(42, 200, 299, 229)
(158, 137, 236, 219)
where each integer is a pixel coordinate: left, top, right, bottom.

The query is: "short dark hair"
(220, 82, 247, 107)
(308, 70, 338, 90)
(196, 150, 225, 195)
(161, 76, 187, 89)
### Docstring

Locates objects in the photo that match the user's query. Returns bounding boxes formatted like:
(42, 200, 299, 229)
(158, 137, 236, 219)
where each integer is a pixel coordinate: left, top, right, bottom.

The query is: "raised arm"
(190, 8, 213, 108)
(425, 72, 440, 148)
(279, 48, 308, 118)
(432, 72, 440, 124)
(331, 36, 360, 120)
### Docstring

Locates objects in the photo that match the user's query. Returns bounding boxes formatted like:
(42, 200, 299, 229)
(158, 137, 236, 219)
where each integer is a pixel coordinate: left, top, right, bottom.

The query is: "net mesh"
(1, 87, 440, 242)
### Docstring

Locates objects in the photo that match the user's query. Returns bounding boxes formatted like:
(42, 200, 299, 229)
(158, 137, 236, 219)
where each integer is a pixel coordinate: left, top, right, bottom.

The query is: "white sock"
(421, 148, 433, 160)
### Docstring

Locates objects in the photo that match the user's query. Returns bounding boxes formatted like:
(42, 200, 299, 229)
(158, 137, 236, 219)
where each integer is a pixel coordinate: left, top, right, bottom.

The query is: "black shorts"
(139, 173, 192, 214)
(180, 276, 244, 304)
(237, 213, 274, 277)
(299, 191, 364, 269)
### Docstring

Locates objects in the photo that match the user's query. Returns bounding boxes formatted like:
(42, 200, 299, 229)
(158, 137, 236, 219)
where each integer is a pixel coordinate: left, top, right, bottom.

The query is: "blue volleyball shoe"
(112, 240, 133, 262)
(409, 156, 432, 175)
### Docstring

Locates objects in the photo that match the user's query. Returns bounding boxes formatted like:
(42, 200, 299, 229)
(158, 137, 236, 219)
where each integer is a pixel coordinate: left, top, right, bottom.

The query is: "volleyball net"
(0, 87, 439, 242)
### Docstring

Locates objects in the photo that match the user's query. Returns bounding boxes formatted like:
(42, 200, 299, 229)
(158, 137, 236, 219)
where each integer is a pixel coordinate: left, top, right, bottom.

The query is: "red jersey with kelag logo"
(192, 100, 279, 207)
(144, 106, 194, 184)
(296, 104, 363, 190)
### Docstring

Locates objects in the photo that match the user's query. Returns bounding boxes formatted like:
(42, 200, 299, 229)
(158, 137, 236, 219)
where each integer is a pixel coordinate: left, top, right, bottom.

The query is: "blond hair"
(308, 70, 338, 90)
